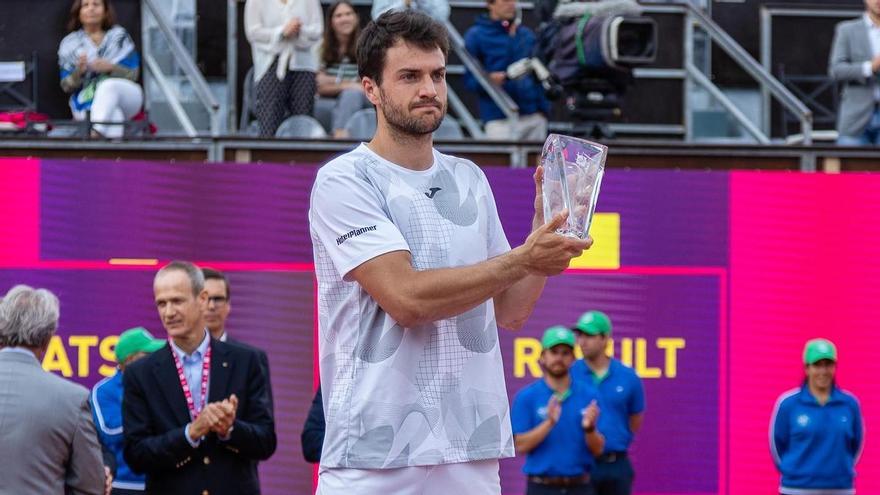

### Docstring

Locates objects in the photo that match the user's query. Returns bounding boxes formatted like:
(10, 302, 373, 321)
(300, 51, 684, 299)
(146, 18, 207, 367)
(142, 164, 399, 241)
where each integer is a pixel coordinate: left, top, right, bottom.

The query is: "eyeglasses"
(207, 296, 228, 306)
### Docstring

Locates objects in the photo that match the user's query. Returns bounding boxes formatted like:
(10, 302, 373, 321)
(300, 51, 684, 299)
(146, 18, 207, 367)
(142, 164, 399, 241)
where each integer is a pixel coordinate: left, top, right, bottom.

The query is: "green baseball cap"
(541, 325, 576, 350)
(803, 338, 837, 365)
(572, 311, 612, 335)
(115, 327, 166, 363)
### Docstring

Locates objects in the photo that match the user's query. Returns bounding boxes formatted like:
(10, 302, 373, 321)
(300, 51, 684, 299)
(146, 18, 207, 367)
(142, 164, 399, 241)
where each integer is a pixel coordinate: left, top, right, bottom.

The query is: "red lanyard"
(170, 339, 212, 420)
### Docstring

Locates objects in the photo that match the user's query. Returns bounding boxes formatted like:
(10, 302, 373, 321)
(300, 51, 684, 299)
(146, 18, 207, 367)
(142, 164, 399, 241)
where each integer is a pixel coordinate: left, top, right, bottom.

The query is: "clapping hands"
(189, 394, 239, 440)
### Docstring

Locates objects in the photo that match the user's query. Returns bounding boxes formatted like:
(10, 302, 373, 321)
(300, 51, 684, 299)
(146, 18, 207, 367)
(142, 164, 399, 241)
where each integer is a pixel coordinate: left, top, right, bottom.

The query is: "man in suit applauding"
(123, 261, 276, 495)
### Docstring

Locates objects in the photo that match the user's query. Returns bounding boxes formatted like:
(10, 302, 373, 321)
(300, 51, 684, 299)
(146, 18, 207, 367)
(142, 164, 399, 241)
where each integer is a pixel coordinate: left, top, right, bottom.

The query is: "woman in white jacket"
(245, 0, 323, 137)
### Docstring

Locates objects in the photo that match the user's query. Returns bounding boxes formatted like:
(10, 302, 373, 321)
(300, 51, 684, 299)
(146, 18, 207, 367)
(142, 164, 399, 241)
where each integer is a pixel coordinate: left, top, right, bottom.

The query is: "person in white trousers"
(59, 0, 144, 138)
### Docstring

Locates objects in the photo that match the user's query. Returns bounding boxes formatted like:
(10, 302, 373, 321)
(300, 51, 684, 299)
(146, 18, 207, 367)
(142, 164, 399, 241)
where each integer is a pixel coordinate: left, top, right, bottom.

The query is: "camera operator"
(464, 0, 550, 140)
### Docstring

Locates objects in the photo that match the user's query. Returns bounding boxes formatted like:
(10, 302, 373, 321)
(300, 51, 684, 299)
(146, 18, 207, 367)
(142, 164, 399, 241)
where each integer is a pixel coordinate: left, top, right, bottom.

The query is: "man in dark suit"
(123, 261, 276, 495)
(200, 268, 235, 344)
(201, 267, 274, 410)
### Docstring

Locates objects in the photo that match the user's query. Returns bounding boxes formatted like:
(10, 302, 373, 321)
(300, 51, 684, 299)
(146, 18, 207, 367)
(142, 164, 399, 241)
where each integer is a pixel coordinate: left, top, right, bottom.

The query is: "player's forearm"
(494, 274, 546, 330)
(388, 247, 530, 328)
(514, 420, 554, 454)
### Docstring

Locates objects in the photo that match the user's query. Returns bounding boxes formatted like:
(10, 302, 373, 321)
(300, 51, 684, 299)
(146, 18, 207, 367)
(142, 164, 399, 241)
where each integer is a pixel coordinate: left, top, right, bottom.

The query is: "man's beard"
(378, 87, 446, 137)
(544, 364, 570, 379)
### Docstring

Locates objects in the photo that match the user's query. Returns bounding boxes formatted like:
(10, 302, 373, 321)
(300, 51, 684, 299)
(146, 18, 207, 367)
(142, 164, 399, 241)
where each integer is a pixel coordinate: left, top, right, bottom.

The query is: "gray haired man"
(0, 284, 108, 495)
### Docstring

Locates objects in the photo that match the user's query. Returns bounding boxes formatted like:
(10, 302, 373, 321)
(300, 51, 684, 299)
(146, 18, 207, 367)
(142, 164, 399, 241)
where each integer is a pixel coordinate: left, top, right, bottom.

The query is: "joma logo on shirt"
(336, 225, 377, 245)
(425, 187, 442, 199)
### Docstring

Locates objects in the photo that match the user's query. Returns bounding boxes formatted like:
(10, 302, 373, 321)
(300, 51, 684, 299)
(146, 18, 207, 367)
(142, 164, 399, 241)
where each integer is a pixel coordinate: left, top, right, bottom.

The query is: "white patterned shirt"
(309, 143, 514, 469)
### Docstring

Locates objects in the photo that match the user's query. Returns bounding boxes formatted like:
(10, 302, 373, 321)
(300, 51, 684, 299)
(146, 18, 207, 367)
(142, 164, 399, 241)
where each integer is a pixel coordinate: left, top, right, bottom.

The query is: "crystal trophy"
(540, 134, 607, 239)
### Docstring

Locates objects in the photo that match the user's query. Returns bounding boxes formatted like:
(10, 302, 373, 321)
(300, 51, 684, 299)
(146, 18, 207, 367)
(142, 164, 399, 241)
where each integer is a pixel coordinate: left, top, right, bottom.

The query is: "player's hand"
(546, 396, 562, 425)
(489, 71, 506, 86)
(519, 211, 592, 276)
(582, 400, 599, 431)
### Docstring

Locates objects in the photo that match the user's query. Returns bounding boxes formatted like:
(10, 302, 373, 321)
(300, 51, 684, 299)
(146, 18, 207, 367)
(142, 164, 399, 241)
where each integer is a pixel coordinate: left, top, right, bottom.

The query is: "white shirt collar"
(219, 332, 227, 343)
(865, 13, 880, 30)
(169, 329, 210, 360)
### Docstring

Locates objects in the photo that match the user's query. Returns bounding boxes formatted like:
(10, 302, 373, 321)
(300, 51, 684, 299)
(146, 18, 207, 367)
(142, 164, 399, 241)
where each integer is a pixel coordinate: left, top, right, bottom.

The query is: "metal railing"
(759, 6, 861, 138)
(683, 3, 812, 149)
(227, 0, 239, 133)
(142, 0, 221, 137)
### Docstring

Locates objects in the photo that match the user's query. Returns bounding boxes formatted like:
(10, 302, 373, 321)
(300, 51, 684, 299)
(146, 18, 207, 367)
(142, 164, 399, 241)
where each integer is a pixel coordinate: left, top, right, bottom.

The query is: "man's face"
(365, 40, 447, 137)
(540, 344, 575, 378)
(488, 0, 517, 22)
(576, 332, 608, 360)
(203, 278, 231, 334)
(867, 0, 880, 18)
(153, 270, 207, 340)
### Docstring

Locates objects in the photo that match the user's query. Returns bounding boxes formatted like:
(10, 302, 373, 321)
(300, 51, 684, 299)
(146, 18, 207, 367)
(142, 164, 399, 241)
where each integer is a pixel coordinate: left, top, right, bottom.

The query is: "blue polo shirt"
(511, 378, 599, 477)
(771, 385, 864, 493)
(571, 358, 645, 453)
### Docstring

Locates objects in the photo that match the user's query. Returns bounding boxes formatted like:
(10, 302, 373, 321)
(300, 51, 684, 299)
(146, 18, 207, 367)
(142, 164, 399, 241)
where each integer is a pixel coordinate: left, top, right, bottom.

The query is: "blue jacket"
(91, 372, 146, 491)
(770, 385, 864, 493)
(463, 15, 550, 123)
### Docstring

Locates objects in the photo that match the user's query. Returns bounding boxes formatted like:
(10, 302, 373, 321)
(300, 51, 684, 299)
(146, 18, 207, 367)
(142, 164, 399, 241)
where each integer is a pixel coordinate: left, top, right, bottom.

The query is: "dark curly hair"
(356, 9, 449, 84)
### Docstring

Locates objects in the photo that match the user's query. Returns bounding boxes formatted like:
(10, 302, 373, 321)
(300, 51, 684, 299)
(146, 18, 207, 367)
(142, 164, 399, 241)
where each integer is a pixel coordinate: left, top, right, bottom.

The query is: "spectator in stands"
(58, 0, 144, 139)
(317, 1, 371, 138)
(90, 327, 165, 495)
(464, 0, 550, 140)
(770, 338, 864, 495)
(0, 284, 109, 495)
(830, 0, 880, 145)
(372, 0, 450, 22)
(245, 0, 323, 137)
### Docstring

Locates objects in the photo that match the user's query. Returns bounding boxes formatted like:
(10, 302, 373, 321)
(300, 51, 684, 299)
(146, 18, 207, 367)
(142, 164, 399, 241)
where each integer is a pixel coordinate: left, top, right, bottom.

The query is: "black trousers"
(526, 481, 595, 495)
(254, 61, 317, 137)
(592, 457, 634, 495)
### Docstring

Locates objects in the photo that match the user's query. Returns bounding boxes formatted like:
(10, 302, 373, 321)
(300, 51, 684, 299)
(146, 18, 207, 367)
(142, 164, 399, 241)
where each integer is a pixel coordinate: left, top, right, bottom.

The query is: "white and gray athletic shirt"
(309, 143, 515, 469)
